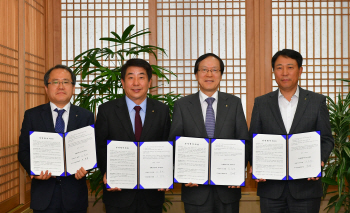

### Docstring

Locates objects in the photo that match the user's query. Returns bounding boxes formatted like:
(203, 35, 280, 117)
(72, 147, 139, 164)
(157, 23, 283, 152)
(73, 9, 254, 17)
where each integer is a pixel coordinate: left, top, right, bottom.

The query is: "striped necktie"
(205, 97, 215, 138)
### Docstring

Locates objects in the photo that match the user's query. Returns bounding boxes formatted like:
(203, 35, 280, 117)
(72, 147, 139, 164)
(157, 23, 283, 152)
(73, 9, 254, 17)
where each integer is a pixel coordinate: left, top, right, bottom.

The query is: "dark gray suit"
(95, 97, 170, 209)
(169, 91, 249, 206)
(18, 103, 94, 211)
(249, 87, 334, 201)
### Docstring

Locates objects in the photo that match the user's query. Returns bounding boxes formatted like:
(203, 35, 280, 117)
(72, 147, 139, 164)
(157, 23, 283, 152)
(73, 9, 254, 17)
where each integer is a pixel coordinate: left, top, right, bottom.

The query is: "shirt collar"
(125, 96, 147, 113)
(50, 102, 71, 112)
(199, 90, 218, 103)
(278, 86, 299, 99)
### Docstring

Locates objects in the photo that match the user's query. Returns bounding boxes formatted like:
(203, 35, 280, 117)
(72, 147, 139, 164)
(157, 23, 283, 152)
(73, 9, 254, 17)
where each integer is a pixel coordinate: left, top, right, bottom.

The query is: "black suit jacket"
(95, 97, 171, 208)
(248, 87, 334, 199)
(168, 91, 250, 205)
(18, 103, 94, 211)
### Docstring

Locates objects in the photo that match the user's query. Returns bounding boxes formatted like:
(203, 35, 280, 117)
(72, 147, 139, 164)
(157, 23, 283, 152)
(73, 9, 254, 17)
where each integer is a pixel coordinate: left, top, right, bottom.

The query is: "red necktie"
(134, 106, 142, 141)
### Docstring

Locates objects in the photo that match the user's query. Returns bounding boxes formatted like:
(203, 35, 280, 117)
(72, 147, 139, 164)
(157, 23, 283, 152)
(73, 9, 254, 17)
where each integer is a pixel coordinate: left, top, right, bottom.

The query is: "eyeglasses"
(47, 81, 73, 86)
(198, 69, 220, 74)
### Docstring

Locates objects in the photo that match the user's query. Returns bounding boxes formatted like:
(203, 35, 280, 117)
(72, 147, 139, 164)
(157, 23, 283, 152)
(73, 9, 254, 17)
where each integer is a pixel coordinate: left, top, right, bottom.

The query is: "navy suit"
(18, 103, 94, 211)
(95, 97, 171, 209)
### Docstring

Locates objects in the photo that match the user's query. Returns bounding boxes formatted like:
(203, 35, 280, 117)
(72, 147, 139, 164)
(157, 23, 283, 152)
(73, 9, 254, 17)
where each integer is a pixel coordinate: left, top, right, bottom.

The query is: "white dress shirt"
(199, 90, 218, 122)
(278, 87, 299, 133)
(50, 102, 71, 133)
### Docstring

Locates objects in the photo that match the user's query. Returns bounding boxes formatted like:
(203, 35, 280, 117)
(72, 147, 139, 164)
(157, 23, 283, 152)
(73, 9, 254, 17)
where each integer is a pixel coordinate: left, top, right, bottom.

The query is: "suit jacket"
(168, 91, 250, 205)
(248, 87, 334, 199)
(95, 97, 171, 208)
(18, 103, 94, 211)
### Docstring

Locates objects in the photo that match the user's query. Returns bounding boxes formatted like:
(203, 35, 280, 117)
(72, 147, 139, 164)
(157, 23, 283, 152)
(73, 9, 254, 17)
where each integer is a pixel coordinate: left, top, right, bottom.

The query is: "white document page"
(30, 132, 64, 176)
(253, 134, 287, 180)
(210, 139, 245, 186)
(139, 141, 173, 189)
(65, 125, 97, 175)
(107, 141, 137, 189)
(288, 131, 321, 179)
(174, 137, 209, 184)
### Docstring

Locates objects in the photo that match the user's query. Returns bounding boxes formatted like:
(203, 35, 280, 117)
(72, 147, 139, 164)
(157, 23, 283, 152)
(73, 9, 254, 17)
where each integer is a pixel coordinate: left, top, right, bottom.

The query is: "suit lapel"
(140, 99, 154, 141)
(67, 104, 78, 132)
(268, 90, 287, 134)
(289, 87, 309, 133)
(214, 92, 228, 137)
(41, 103, 55, 132)
(115, 97, 135, 141)
(187, 92, 207, 137)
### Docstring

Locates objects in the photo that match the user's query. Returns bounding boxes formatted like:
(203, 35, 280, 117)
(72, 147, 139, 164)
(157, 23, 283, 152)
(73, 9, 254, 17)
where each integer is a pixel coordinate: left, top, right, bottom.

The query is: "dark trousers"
(105, 191, 163, 213)
(33, 183, 87, 213)
(260, 183, 321, 213)
(184, 187, 239, 213)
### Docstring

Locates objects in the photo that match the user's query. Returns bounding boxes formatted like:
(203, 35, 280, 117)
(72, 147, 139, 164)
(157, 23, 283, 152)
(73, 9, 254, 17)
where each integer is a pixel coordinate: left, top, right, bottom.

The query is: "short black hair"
(194, 53, 224, 75)
(44, 64, 76, 86)
(121, 58, 152, 81)
(272, 49, 303, 70)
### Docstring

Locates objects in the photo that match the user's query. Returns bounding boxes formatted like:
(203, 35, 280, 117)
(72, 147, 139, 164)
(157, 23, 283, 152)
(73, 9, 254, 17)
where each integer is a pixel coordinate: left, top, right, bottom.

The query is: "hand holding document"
(30, 125, 97, 177)
(174, 136, 246, 186)
(252, 131, 321, 180)
(106, 141, 173, 190)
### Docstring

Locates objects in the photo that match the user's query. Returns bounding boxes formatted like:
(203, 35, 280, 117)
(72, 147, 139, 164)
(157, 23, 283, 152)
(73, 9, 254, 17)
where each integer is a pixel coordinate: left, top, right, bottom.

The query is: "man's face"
(121, 66, 151, 105)
(195, 56, 222, 96)
(45, 68, 75, 108)
(274, 56, 303, 92)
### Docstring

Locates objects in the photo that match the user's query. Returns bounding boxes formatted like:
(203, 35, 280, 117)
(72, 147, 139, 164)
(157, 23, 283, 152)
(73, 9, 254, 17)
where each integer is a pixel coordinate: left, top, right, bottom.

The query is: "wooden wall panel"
(0, 0, 52, 211)
(0, 0, 20, 212)
(23, 0, 47, 203)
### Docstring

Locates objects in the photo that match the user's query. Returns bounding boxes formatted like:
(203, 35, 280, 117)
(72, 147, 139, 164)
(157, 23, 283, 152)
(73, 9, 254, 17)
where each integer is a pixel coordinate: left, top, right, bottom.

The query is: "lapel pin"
(152, 110, 154, 112)
(226, 105, 228, 107)
(76, 115, 78, 117)
(305, 98, 307, 100)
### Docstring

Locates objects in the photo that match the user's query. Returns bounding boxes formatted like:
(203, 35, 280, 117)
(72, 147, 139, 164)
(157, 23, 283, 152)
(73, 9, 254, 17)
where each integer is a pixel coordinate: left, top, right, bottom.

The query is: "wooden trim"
(245, 0, 255, 127)
(18, 0, 26, 205)
(45, 0, 61, 103)
(1, 195, 20, 213)
(148, 1, 158, 95)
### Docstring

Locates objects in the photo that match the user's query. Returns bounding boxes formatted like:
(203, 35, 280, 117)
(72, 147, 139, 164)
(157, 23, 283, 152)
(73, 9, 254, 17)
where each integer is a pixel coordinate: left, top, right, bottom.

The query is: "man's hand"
(31, 170, 51, 180)
(228, 186, 240, 188)
(75, 167, 88, 180)
(250, 167, 266, 182)
(158, 188, 170, 192)
(185, 182, 199, 187)
(307, 161, 324, 181)
(103, 172, 122, 191)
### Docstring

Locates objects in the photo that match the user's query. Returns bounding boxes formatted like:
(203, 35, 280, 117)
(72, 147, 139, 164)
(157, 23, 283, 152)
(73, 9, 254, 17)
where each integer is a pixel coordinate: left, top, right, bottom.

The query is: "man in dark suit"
(18, 65, 94, 213)
(249, 49, 334, 213)
(168, 53, 249, 213)
(95, 58, 171, 213)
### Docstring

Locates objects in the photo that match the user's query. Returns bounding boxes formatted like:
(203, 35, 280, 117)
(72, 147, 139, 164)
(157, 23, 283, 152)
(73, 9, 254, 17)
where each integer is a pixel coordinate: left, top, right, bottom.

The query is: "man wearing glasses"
(169, 53, 249, 213)
(18, 65, 94, 213)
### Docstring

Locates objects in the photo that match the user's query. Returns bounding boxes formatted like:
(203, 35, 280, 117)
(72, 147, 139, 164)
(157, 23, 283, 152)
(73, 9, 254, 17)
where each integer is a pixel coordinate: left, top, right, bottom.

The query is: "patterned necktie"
(134, 106, 142, 141)
(205, 97, 215, 138)
(54, 108, 65, 133)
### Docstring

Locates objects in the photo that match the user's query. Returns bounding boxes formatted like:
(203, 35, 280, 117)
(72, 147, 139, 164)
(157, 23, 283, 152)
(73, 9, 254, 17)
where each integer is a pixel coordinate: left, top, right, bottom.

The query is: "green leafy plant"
(72, 24, 179, 114)
(72, 24, 180, 211)
(322, 79, 350, 213)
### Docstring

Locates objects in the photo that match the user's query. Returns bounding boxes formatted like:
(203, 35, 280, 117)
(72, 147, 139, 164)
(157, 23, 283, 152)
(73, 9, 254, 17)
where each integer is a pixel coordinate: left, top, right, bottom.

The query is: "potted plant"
(72, 24, 181, 211)
(322, 79, 350, 213)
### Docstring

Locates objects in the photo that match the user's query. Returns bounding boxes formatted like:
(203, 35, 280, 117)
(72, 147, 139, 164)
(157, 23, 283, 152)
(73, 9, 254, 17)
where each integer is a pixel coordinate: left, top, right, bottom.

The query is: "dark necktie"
(205, 97, 215, 138)
(54, 108, 65, 133)
(134, 106, 142, 141)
